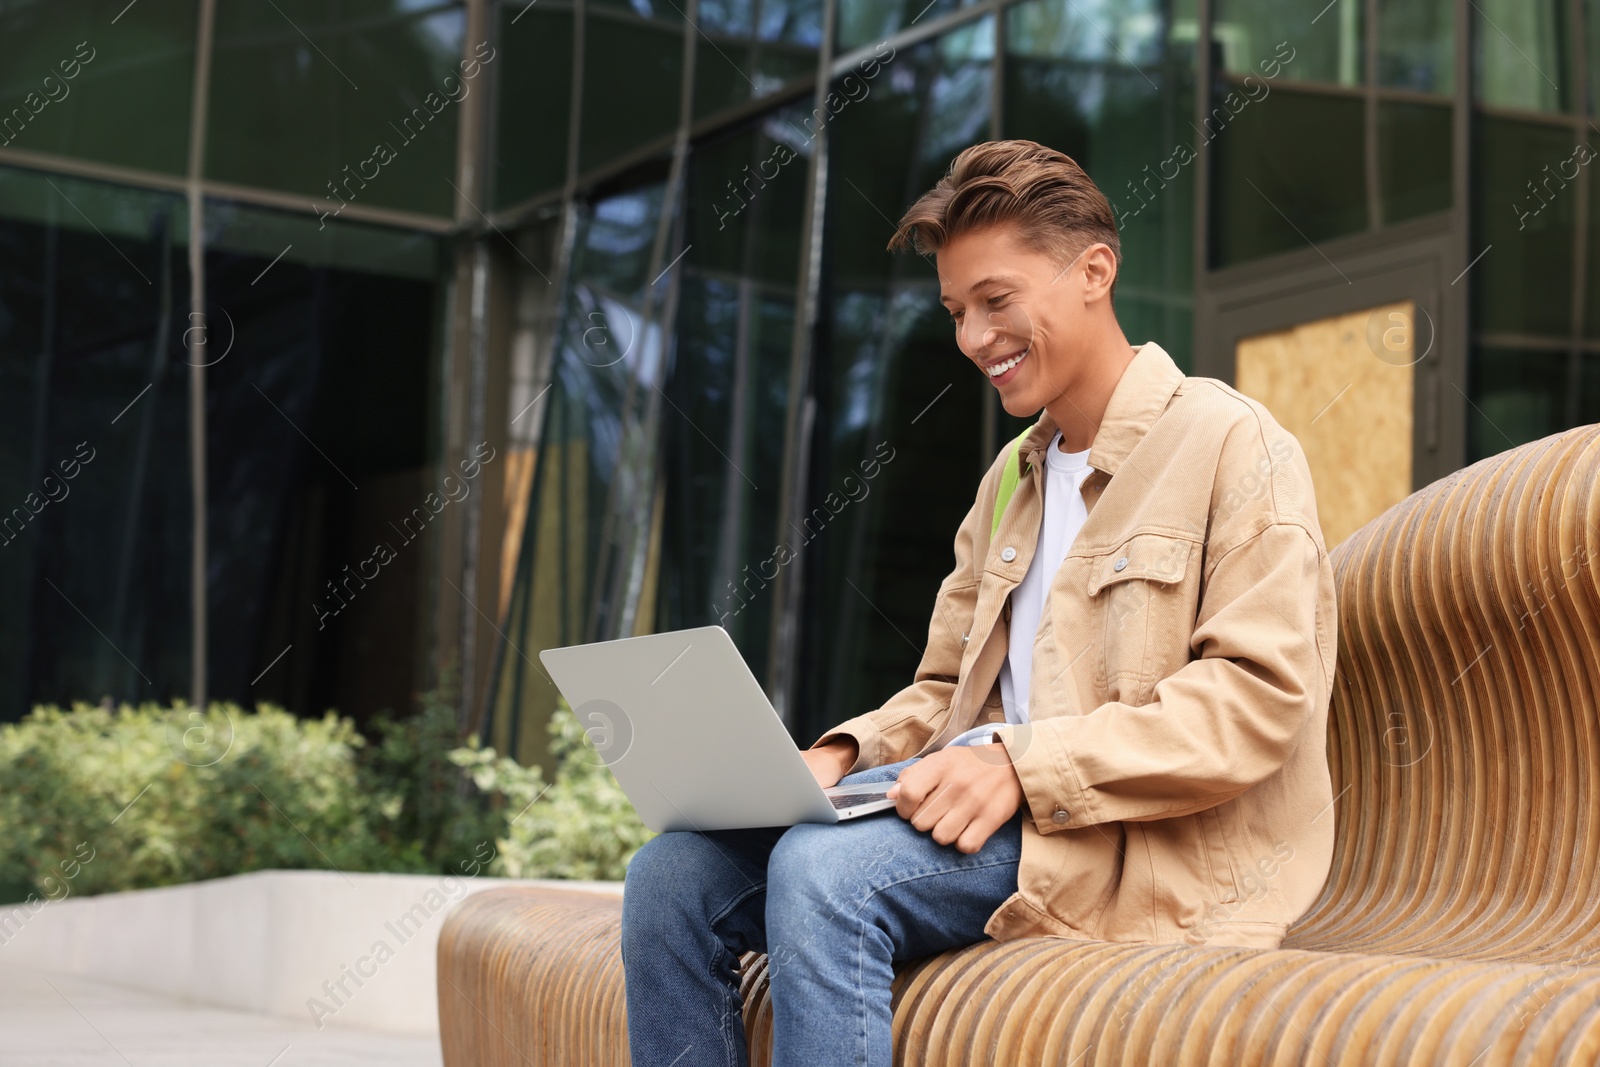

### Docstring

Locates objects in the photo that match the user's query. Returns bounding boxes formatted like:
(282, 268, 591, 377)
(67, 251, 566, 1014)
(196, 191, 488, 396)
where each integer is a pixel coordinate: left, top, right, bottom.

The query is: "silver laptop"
(538, 625, 899, 831)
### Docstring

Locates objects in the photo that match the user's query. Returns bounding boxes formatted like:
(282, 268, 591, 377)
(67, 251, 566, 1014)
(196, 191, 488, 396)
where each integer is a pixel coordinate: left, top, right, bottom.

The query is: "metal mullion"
(1446, 0, 1471, 468)
(1365, 0, 1381, 229)
(1472, 99, 1579, 127)
(185, 0, 218, 712)
(1193, 0, 1213, 368)
(1373, 85, 1455, 105)
(984, 2, 1003, 464)
(0, 146, 460, 233)
(768, 0, 836, 724)
(1567, 0, 1589, 429)
(1213, 72, 1366, 99)
(1476, 331, 1600, 351)
(686, 75, 818, 139)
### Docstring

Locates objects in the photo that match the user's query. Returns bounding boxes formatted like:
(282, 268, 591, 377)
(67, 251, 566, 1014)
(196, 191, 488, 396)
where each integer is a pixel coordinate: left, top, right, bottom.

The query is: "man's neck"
(1043, 329, 1138, 453)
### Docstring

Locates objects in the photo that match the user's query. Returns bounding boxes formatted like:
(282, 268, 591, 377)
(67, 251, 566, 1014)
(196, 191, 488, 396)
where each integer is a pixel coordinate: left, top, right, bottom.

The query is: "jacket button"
(1000, 546, 1017, 562)
(1052, 809, 1069, 824)
(1113, 557, 1128, 571)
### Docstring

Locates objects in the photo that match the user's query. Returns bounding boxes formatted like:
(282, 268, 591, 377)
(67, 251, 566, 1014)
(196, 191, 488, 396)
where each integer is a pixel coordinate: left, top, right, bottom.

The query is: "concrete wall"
(0, 870, 621, 1036)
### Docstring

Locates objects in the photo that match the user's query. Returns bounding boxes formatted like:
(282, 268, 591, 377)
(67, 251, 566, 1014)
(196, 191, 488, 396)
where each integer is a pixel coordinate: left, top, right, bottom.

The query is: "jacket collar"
(1013, 341, 1185, 479)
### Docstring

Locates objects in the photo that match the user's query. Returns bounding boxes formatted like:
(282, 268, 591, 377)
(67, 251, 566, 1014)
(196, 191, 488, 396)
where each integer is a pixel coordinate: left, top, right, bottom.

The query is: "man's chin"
(998, 390, 1042, 419)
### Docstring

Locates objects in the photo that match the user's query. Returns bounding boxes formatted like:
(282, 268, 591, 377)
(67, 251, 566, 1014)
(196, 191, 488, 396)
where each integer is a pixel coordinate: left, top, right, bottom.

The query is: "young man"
(621, 139, 1337, 1067)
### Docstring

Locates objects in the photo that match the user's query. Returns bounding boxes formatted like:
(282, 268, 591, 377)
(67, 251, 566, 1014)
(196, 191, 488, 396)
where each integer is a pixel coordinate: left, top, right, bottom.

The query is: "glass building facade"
(1, 0, 1595, 764)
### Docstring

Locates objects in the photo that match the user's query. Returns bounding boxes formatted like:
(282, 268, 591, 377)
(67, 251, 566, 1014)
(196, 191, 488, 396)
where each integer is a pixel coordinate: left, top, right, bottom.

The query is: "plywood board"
(1234, 301, 1415, 547)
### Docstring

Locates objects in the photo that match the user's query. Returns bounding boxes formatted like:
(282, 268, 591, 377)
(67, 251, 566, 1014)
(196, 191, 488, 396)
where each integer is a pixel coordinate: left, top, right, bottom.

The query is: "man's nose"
(962, 315, 1006, 353)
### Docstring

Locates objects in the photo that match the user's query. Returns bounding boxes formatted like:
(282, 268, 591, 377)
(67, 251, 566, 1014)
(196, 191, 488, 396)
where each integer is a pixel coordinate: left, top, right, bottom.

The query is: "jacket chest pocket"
(1087, 532, 1197, 699)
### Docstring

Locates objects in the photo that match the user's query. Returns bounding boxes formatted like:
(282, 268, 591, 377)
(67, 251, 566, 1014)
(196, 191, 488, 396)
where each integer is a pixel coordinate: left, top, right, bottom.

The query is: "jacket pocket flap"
(1087, 533, 1194, 595)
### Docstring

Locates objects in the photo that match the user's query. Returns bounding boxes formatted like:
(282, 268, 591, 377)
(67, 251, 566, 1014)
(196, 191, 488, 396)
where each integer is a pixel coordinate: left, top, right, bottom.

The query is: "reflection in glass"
(693, 0, 823, 121)
(208, 0, 468, 216)
(835, 0, 983, 54)
(1213, 0, 1361, 86)
(1472, 0, 1568, 112)
(797, 20, 993, 743)
(1378, 0, 1453, 92)
(652, 109, 811, 688)
(1005, 0, 1194, 367)
(491, 183, 666, 762)
(0, 168, 191, 720)
(201, 202, 445, 727)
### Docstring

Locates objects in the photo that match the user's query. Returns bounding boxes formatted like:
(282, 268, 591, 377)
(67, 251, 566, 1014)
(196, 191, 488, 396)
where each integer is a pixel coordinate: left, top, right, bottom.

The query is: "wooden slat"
(439, 425, 1600, 1065)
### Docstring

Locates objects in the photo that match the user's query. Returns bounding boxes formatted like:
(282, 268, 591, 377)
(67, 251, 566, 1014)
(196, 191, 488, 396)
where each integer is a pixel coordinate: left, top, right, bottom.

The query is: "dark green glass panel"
(1213, 0, 1361, 86)
(0, 0, 196, 175)
(1589, 158, 1600, 340)
(493, 7, 572, 208)
(1471, 113, 1575, 337)
(208, 1, 467, 217)
(796, 20, 993, 743)
(1472, 0, 1569, 112)
(1378, 100, 1451, 224)
(579, 14, 684, 174)
(1583, 355, 1600, 421)
(1210, 87, 1365, 267)
(0, 167, 193, 719)
(1378, 0, 1453, 92)
(1004, 0, 1195, 370)
(1467, 346, 1568, 461)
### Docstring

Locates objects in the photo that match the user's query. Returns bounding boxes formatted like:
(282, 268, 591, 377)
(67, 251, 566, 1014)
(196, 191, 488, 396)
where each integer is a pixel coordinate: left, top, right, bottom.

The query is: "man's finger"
(906, 778, 956, 829)
(889, 761, 932, 810)
(953, 811, 1001, 854)
(931, 805, 980, 849)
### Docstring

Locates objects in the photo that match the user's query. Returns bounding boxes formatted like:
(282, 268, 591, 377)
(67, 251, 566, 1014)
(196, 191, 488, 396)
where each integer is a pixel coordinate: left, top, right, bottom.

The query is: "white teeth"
(986, 347, 1029, 378)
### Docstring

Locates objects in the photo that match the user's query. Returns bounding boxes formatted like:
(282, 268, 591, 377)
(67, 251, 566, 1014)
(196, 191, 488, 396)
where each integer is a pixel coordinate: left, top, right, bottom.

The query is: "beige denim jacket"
(811, 341, 1338, 950)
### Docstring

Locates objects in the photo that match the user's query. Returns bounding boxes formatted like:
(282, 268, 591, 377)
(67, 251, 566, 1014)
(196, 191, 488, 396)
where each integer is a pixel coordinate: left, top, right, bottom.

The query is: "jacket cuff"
(994, 721, 1097, 832)
(810, 715, 885, 776)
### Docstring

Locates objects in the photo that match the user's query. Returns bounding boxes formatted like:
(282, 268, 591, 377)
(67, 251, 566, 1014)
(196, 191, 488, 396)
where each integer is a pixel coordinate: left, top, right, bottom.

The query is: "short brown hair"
(887, 139, 1121, 294)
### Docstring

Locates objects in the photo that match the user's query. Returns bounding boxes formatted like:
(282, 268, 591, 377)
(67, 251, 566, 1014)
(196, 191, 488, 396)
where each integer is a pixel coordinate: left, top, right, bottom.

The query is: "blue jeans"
(620, 756, 1024, 1067)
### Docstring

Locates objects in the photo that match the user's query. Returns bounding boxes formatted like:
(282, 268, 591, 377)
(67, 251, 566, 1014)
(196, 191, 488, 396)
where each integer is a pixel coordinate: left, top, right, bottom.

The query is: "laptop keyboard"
(829, 790, 891, 809)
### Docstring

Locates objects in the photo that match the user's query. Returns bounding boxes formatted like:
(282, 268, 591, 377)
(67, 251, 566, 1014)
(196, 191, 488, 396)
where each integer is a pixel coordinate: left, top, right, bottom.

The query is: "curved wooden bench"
(439, 425, 1600, 1065)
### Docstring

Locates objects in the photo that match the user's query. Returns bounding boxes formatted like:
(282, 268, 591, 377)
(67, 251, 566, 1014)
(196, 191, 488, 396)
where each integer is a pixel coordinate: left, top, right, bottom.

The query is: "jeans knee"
(766, 826, 867, 934)
(622, 832, 705, 947)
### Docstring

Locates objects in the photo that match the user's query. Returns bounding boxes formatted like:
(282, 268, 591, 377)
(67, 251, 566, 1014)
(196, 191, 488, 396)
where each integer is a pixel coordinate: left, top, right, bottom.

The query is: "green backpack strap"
(991, 428, 1034, 538)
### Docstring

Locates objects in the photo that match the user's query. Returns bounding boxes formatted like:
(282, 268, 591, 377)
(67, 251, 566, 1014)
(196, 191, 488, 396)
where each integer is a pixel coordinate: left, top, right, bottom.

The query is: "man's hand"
(886, 743, 1023, 853)
(801, 737, 858, 788)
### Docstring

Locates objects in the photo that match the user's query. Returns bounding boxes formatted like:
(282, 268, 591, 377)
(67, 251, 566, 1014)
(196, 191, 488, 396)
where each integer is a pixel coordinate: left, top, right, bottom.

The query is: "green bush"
(451, 703, 655, 881)
(0, 702, 393, 900)
(0, 695, 649, 903)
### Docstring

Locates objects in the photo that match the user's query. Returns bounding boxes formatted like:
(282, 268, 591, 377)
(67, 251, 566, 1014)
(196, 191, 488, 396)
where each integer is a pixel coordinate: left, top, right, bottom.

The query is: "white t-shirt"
(944, 431, 1093, 748)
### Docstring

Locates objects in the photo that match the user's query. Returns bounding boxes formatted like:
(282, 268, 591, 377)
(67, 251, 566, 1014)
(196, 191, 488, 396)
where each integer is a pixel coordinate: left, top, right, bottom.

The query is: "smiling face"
(936, 223, 1117, 418)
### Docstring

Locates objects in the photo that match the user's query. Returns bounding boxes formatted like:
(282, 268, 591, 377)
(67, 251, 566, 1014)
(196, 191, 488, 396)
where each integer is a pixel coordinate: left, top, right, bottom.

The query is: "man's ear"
(1082, 243, 1118, 303)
